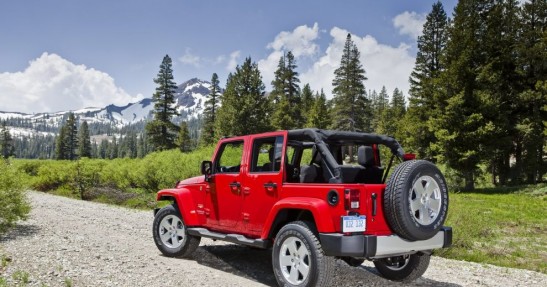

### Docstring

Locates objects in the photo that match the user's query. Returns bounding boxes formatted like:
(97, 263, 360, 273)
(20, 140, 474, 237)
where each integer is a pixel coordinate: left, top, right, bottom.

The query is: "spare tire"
(384, 160, 448, 241)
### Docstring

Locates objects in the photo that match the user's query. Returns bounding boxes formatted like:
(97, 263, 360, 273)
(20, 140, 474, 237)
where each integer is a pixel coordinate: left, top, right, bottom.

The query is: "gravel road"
(1, 191, 545, 286)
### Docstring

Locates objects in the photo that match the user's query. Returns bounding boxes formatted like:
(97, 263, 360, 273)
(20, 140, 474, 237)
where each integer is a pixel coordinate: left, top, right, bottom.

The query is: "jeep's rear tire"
(384, 160, 448, 241)
(374, 253, 430, 282)
(272, 221, 334, 287)
(152, 204, 200, 258)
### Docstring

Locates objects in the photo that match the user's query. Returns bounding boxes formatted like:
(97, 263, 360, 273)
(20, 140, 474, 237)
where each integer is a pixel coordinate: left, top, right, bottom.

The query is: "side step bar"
(187, 228, 271, 249)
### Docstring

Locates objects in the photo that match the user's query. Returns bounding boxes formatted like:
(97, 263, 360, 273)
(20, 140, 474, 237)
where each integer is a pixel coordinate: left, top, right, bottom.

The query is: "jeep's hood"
(176, 175, 205, 187)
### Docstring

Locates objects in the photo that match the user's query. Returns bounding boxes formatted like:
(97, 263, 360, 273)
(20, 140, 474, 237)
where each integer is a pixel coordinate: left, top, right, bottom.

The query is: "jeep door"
(206, 138, 246, 229)
(241, 132, 286, 236)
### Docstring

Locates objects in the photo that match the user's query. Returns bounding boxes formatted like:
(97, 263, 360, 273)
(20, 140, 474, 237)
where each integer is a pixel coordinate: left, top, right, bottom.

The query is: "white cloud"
(178, 48, 201, 67)
(0, 53, 140, 113)
(267, 23, 320, 58)
(226, 50, 241, 71)
(393, 11, 426, 39)
(259, 23, 320, 88)
(300, 27, 415, 98)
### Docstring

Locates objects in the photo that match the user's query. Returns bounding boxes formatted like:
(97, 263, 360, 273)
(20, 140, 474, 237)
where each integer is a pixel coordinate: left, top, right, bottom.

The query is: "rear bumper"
(319, 226, 452, 258)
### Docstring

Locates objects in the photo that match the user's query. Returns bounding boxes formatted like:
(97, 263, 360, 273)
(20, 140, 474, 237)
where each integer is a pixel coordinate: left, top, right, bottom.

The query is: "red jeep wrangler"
(153, 129, 451, 286)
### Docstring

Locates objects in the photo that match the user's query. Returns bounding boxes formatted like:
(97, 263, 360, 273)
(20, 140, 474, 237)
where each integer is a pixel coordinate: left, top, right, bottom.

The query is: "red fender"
(261, 197, 335, 238)
(156, 188, 201, 226)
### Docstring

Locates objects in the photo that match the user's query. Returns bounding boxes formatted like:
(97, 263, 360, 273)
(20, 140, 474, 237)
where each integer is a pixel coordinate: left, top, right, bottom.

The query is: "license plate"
(342, 215, 366, 233)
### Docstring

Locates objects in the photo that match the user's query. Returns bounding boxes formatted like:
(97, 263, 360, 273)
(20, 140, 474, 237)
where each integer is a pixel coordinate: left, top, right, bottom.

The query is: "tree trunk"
(463, 171, 475, 191)
(512, 140, 523, 184)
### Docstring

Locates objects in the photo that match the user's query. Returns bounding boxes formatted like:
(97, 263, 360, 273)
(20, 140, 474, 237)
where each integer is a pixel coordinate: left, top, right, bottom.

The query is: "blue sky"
(0, 0, 457, 113)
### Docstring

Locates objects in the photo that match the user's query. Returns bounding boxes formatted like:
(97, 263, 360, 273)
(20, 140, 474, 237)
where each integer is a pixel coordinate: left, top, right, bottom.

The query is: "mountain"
(174, 78, 211, 120)
(0, 78, 213, 137)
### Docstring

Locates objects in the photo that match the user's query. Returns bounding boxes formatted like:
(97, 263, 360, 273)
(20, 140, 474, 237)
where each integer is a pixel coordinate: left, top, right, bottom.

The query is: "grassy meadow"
(7, 149, 547, 274)
(439, 185, 546, 273)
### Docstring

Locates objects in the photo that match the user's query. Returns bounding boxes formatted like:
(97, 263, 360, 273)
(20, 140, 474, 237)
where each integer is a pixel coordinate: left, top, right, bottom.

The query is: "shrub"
(31, 160, 75, 191)
(73, 158, 106, 199)
(0, 161, 31, 234)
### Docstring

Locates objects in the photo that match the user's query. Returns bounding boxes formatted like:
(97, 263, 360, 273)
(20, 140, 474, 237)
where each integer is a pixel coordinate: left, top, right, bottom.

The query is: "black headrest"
(358, 146, 374, 167)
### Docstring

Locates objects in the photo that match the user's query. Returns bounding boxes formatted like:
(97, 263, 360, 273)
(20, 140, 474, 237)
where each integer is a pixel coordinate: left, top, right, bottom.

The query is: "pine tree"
(331, 34, 370, 132)
(301, 83, 315, 123)
(377, 88, 407, 138)
(55, 126, 68, 160)
(108, 136, 118, 159)
(516, 0, 547, 183)
(176, 121, 192, 152)
(77, 121, 92, 158)
(431, 0, 493, 190)
(477, 0, 521, 185)
(146, 55, 179, 151)
(65, 113, 78, 160)
(199, 73, 221, 146)
(137, 133, 146, 158)
(405, 1, 448, 159)
(127, 132, 138, 158)
(306, 90, 331, 129)
(391, 88, 406, 118)
(271, 51, 302, 129)
(216, 57, 271, 136)
(55, 113, 78, 160)
(371, 86, 389, 132)
(0, 121, 15, 159)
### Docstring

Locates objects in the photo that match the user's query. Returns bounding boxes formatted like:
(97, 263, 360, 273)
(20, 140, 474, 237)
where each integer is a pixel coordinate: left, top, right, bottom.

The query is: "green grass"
(12, 270, 29, 285)
(437, 184, 547, 273)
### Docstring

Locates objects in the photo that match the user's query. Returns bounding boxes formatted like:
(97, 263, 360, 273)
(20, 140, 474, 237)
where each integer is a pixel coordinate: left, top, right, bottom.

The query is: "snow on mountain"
(8, 127, 55, 137)
(174, 78, 212, 119)
(0, 78, 213, 131)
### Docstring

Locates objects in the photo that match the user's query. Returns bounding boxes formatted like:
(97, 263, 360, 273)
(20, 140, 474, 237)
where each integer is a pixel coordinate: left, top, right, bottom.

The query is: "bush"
(31, 160, 75, 192)
(0, 161, 31, 234)
(13, 146, 217, 205)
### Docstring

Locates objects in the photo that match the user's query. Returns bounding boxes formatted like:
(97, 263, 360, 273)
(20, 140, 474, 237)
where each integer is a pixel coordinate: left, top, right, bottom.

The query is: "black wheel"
(272, 221, 334, 287)
(384, 160, 449, 241)
(152, 204, 201, 258)
(374, 254, 430, 282)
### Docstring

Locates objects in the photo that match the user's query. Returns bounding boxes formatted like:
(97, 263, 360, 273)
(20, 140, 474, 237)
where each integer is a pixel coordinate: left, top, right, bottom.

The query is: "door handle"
(264, 182, 277, 192)
(229, 182, 241, 193)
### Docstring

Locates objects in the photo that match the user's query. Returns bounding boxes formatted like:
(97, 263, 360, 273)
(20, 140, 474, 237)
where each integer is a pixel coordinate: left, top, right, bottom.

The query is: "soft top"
(288, 129, 404, 157)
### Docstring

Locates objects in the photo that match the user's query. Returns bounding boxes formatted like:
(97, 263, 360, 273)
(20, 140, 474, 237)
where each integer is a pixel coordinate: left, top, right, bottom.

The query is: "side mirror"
(201, 161, 212, 181)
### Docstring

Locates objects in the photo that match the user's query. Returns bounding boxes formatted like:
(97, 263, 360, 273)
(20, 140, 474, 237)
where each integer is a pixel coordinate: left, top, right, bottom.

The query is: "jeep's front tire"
(374, 253, 430, 282)
(272, 221, 334, 287)
(384, 160, 449, 241)
(152, 204, 200, 258)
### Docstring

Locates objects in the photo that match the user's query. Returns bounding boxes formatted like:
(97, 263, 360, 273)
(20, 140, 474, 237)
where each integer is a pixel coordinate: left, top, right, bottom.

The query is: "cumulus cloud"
(226, 50, 241, 71)
(300, 27, 415, 98)
(393, 11, 426, 39)
(267, 23, 320, 58)
(178, 48, 201, 67)
(0, 53, 140, 113)
(259, 23, 320, 88)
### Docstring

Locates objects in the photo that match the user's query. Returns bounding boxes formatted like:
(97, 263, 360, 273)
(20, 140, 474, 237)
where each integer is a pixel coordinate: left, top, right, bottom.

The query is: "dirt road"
(1, 192, 545, 286)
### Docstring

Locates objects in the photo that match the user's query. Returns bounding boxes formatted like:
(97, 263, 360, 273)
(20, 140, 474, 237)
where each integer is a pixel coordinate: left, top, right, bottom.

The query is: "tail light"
(344, 189, 360, 210)
(403, 153, 416, 161)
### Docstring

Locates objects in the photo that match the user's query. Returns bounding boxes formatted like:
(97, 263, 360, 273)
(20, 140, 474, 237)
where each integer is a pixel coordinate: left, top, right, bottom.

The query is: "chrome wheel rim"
(409, 175, 442, 225)
(159, 215, 186, 248)
(279, 237, 311, 285)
